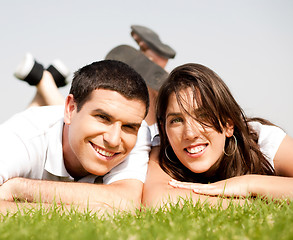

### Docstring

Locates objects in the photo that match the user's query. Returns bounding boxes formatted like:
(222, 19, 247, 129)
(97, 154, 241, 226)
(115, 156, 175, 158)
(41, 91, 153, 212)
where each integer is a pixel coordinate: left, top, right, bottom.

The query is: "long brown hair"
(157, 63, 275, 183)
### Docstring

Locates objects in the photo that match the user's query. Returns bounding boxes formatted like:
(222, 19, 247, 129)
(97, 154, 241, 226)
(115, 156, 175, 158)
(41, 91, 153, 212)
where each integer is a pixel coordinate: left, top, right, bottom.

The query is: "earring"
(223, 135, 237, 157)
(165, 145, 173, 161)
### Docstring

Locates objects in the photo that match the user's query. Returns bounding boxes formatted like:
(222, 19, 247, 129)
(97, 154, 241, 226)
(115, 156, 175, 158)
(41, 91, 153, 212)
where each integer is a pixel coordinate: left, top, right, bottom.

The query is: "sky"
(1, 0, 293, 135)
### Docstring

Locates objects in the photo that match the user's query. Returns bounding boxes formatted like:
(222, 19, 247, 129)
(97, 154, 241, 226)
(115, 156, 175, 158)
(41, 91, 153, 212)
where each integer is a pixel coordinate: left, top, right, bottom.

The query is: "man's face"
(63, 89, 146, 177)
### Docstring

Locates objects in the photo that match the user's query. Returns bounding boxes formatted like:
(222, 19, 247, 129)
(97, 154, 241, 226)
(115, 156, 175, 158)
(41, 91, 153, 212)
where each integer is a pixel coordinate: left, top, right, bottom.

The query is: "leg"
(29, 91, 47, 107)
(29, 70, 65, 107)
(14, 53, 70, 107)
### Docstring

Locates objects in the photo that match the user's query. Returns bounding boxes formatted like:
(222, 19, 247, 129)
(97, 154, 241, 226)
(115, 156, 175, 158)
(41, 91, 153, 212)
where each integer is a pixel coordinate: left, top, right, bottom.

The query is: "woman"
(142, 63, 293, 208)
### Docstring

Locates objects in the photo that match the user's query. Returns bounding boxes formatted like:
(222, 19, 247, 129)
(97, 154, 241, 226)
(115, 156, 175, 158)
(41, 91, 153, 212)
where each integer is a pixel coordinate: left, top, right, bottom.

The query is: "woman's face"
(165, 88, 234, 174)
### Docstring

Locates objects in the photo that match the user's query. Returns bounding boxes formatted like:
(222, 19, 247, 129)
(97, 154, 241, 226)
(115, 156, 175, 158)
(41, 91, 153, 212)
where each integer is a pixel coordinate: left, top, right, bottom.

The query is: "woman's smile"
(185, 143, 208, 156)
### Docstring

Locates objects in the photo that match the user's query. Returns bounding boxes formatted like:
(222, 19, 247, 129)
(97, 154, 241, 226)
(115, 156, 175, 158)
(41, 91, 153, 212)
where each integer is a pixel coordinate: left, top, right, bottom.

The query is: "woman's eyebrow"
(166, 112, 182, 119)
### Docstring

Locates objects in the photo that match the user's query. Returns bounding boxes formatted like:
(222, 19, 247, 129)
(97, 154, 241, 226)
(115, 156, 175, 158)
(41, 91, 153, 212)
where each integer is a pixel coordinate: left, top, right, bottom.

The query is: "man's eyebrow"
(93, 109, 142, 127)
(126, 122, 142, 128)
(93, 109, 113, 119)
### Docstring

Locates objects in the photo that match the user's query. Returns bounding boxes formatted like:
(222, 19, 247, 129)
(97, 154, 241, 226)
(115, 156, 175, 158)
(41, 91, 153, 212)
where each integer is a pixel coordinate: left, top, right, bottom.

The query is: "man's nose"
(103, 123, 122, 148)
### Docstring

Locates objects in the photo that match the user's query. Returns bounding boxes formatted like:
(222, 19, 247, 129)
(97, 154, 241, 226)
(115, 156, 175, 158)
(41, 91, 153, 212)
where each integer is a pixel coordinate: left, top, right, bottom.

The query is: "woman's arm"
(170, 135, 293, 199)
(142, 147, 243, 209)
(169, 175, 293, 199)
(142, 147, 196, 208)
(273, 135, 293, 177)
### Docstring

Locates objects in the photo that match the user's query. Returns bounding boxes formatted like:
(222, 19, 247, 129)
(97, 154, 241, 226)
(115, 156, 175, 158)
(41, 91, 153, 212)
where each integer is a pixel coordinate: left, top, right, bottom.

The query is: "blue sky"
(1, 0, 293, 135)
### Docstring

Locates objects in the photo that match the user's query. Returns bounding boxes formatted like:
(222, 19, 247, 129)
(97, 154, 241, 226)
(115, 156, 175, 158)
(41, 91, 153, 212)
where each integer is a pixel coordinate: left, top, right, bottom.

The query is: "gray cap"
(105, 45, 168, 91)
(131, 25, 176, 59)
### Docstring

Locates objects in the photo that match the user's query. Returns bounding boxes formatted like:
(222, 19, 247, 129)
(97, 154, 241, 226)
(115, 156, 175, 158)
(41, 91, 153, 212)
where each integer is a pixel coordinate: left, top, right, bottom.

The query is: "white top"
(148, 123, 160, 147)
(0, 106, 151, 185)
(248, 121, 286, 168)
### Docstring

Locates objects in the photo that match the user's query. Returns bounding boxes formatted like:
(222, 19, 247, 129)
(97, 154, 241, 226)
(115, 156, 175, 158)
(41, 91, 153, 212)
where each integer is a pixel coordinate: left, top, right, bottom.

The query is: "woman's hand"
(169, 175, 252, 198)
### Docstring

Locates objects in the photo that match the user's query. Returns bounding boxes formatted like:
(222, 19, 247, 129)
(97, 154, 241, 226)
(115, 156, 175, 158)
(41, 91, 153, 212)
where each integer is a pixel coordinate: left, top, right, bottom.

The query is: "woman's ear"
(225, 119, 234, 137)
(64, 94, 77, 125)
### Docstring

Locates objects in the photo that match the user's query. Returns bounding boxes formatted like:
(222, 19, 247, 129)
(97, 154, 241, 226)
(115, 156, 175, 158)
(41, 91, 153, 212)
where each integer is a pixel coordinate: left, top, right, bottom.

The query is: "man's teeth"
(98, 149, 114, 157)
(93, 145, 115, 157)
(186, 145, 206, 154)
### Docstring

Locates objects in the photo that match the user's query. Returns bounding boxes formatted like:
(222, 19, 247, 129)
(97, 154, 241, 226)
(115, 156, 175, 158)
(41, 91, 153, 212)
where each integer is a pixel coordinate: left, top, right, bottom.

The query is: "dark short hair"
(69, 60, 149, 117)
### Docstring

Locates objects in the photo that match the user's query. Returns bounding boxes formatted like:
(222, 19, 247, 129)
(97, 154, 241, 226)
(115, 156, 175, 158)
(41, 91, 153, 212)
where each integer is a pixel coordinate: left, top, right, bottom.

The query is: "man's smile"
(90, 142, 119, 158)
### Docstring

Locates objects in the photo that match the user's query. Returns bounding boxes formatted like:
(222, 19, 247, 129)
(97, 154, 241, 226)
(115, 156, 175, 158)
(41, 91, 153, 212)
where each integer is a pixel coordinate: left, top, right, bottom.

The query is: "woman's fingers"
(168, 179, 196, 189)
(168, 179, 209, 194)
(169, 178, 250, 197)
(192, 186, 219, 196)
(169, 179, 225, 196)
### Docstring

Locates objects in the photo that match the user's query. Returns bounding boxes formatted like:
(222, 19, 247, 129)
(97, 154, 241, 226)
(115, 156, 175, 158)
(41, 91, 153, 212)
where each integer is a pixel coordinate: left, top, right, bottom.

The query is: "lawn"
(1, 198, 293, 240)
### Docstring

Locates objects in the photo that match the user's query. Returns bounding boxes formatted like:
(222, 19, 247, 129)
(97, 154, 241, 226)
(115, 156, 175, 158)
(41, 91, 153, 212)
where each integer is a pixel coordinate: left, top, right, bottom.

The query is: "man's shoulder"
(20, 105, 63, 122)
(2, 105, 64, 135)
(24, 105, 64, 115)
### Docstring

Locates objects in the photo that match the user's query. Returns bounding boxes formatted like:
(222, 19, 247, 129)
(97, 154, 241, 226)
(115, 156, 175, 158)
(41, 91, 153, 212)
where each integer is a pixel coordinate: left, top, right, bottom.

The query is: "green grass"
(1, 198, 293, 240)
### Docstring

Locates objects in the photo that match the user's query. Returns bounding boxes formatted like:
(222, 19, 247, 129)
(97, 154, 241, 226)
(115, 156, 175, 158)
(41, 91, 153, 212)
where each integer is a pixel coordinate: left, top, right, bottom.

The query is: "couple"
(1, 60, 293, 213)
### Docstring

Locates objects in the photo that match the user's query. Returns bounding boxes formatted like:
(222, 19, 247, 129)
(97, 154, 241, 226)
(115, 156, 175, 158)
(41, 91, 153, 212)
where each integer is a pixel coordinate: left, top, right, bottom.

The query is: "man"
(0, 60, 150, 212)
(1, 24, 176, 213)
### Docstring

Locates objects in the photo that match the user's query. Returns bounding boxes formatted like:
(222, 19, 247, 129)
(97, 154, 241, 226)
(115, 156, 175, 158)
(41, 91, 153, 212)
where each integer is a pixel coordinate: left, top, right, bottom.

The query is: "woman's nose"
(183, 120, 202, 140)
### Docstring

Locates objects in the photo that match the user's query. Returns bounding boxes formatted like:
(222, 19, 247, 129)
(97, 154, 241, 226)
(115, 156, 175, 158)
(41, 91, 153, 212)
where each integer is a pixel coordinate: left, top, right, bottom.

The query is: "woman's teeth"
(186, 145, 206, 154)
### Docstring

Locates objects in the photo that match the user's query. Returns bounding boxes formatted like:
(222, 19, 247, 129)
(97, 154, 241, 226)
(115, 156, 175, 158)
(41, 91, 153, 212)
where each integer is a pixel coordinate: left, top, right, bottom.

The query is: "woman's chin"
(187, 162, 216, 175)
(189, 165, 211, 174)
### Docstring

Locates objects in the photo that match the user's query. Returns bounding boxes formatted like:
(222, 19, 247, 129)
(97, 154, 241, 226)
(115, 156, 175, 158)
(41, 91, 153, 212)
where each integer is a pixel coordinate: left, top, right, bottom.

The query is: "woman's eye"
(198, 113, 209, 120)
(170, 118, 183, 124)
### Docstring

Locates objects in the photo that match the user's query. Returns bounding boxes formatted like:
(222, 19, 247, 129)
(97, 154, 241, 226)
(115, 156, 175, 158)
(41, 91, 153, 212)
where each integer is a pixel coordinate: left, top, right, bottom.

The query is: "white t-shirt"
(248, 121, 286, 168)
(148, 123, 160, 147)
(0, 106, 151, 185)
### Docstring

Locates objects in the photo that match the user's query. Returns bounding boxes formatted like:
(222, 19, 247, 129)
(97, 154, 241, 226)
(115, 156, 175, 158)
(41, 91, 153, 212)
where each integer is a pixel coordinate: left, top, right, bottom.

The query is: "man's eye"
(122, 125, 138, 133)
(96, 114, 110, 122)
